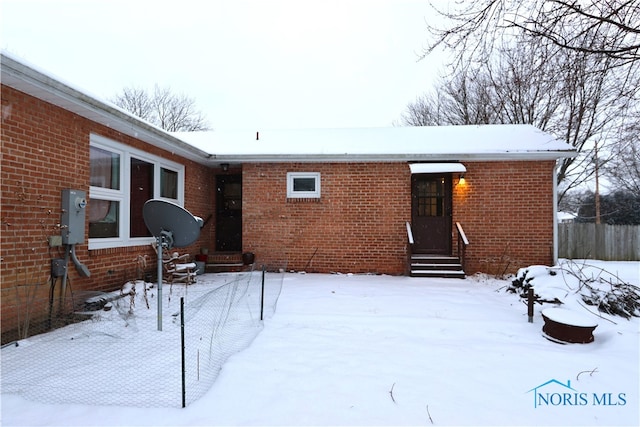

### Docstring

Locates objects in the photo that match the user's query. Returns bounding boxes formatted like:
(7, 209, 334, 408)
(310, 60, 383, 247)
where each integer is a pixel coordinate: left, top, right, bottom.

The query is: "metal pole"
(181, 297, 186, 408)
(527, 288, 534, 323)
(156, 237, 163, 331)
(260, 265, 265, 321)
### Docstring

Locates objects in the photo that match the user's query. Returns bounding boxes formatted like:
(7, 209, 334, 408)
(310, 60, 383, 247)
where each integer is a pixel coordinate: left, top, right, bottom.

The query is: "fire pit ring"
(541, 308, 598, 344)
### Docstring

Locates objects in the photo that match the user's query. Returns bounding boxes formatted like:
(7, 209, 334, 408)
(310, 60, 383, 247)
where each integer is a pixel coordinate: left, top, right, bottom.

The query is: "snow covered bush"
(508, 265, 566, 304)
(508, 260, 640, 319)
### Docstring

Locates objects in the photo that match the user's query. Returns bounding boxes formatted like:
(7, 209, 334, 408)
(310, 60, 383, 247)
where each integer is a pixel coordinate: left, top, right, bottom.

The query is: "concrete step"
(410, 254, 465, 278)
(410, 269, 466, 279)
(411, 254, 460, 264)
(206, 264, 244, 273)
(411, 263, 464, 271)
(204, 252, 245, 273)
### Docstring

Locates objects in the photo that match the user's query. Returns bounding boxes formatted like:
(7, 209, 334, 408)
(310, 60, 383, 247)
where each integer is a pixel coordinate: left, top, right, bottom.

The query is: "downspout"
(59, 244, 91, 315)
(552, 161, 559, 266)
(70, 244, 91, 277)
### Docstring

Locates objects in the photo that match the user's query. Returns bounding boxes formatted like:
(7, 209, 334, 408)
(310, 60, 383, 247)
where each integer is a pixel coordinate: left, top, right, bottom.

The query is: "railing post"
(460, 240, 466, 272)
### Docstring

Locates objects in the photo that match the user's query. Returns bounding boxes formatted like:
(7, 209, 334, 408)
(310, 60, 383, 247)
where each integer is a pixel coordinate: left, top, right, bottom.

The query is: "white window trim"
(89, 134, 185, 250)
(287, 172, 321, 199)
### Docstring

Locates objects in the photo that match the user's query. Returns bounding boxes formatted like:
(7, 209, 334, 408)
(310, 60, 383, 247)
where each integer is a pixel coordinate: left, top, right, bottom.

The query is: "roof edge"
(1, 52, 212, 165)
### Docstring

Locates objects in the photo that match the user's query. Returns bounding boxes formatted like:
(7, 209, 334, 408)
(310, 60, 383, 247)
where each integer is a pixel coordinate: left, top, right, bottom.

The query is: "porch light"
(457, 173, 466, 185)
(221, 163, 229, 172)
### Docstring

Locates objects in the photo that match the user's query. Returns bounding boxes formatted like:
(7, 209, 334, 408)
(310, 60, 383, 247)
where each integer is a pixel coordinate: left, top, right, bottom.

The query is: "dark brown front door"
(216, 174, 242, 251)
(411, 174, 452, 254)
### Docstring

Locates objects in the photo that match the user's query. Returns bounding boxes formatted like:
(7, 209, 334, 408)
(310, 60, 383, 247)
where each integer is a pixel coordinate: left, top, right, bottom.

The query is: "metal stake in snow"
(527, 288, 535, 323)
(143, 200, 203, 331)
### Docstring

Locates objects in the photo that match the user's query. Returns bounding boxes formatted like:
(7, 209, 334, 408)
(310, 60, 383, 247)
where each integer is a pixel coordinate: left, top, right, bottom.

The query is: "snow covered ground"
(2, 260, 638, 426)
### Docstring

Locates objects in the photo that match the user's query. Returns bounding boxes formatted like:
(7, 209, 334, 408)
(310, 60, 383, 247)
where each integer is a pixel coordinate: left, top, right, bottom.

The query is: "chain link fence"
(1, 264, 285, 408)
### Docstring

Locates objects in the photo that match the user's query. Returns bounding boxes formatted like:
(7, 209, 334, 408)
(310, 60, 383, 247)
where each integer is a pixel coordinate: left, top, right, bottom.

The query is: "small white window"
(287, 172, 321, 198)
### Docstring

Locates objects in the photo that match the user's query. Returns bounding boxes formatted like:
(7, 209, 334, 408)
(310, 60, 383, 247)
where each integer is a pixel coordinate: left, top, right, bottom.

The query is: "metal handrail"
(406, 221, 414, 245)
(456, 222, 469, 272)
(405, 222, 414, 276)
(456, 222, 469, 246)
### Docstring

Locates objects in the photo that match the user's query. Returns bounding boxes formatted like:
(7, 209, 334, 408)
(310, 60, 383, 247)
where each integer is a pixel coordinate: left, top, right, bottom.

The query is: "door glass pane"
(130, 158, 153, 237)
(160, 168, 178, 199)
(417, 179, 444, 217)
(224, 183, 242, 210)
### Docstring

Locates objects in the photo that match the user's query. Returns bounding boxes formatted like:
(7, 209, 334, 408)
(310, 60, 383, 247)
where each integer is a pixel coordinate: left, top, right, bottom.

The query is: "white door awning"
(409, 163, 466, 174)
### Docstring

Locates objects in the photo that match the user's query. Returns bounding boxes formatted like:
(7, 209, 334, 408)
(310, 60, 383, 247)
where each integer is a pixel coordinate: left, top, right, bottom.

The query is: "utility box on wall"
(61, 189, 87, 245)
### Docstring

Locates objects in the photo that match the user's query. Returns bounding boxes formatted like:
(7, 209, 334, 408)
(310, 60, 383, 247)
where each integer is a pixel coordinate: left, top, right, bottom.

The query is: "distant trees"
(110, 85, 211, 132)
(401, 41, 564, 127)
(576, 190, 640, 225)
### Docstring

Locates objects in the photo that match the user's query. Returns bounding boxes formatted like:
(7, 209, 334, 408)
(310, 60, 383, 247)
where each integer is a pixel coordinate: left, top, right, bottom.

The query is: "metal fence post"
(260, 265, 266, 321)
(181, 297, 186, 408)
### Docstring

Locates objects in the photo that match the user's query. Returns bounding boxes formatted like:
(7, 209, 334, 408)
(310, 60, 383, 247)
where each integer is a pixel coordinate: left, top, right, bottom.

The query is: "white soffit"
(409, 163, 467, 174)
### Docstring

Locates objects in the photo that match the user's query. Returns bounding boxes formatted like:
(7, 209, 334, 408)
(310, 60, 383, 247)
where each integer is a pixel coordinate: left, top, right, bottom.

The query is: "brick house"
(1, 52, 575, 342)
(178, 127, 574, 277)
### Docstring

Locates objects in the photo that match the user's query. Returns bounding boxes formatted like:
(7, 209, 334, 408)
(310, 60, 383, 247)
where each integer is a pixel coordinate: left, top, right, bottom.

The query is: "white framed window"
(89, 134, 185, 250)
(287, 172, 321, 199)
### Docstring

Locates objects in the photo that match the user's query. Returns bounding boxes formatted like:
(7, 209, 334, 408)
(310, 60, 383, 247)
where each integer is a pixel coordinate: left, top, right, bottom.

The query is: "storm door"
(411, 174, 452, 254)
(215, 174, 242, 251)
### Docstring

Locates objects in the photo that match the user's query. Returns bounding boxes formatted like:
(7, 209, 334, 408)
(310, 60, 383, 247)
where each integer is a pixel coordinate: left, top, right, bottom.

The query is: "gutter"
(206, 151, 578, 164)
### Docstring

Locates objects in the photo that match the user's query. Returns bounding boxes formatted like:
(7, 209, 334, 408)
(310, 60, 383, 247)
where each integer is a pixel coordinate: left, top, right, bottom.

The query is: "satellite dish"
(143, 199, 203, 332)
(143, 199, 201, 248)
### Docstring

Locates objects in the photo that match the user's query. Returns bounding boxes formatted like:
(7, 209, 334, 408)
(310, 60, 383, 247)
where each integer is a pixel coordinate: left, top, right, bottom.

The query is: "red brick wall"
(452, 161, 556, 274)
(243, 160, 556, 276)
(1, 85, 215, 342)
(242, 163, 411, 274)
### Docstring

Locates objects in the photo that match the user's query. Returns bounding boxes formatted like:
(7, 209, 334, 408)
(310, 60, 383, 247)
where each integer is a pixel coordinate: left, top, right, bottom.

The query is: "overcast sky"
(1, 0, 448, 130)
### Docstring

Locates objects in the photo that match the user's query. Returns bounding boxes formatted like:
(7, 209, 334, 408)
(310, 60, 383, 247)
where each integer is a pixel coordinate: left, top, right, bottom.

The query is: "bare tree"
(111, 87, 153, 122)
(424, 0, 640, 67)
(416, 0, 640, 205)
(401, 70, 497, 126)
(401, 40, 631, 199)
(602, 125, 640, 196)
(403, 39, 565, 126)
(111, 85, 211, 131)
(401, 92, 444, 126)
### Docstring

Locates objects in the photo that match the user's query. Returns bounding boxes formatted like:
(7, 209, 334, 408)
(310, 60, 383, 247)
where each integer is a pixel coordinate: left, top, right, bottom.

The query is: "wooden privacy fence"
(558, 223, 640, 261)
